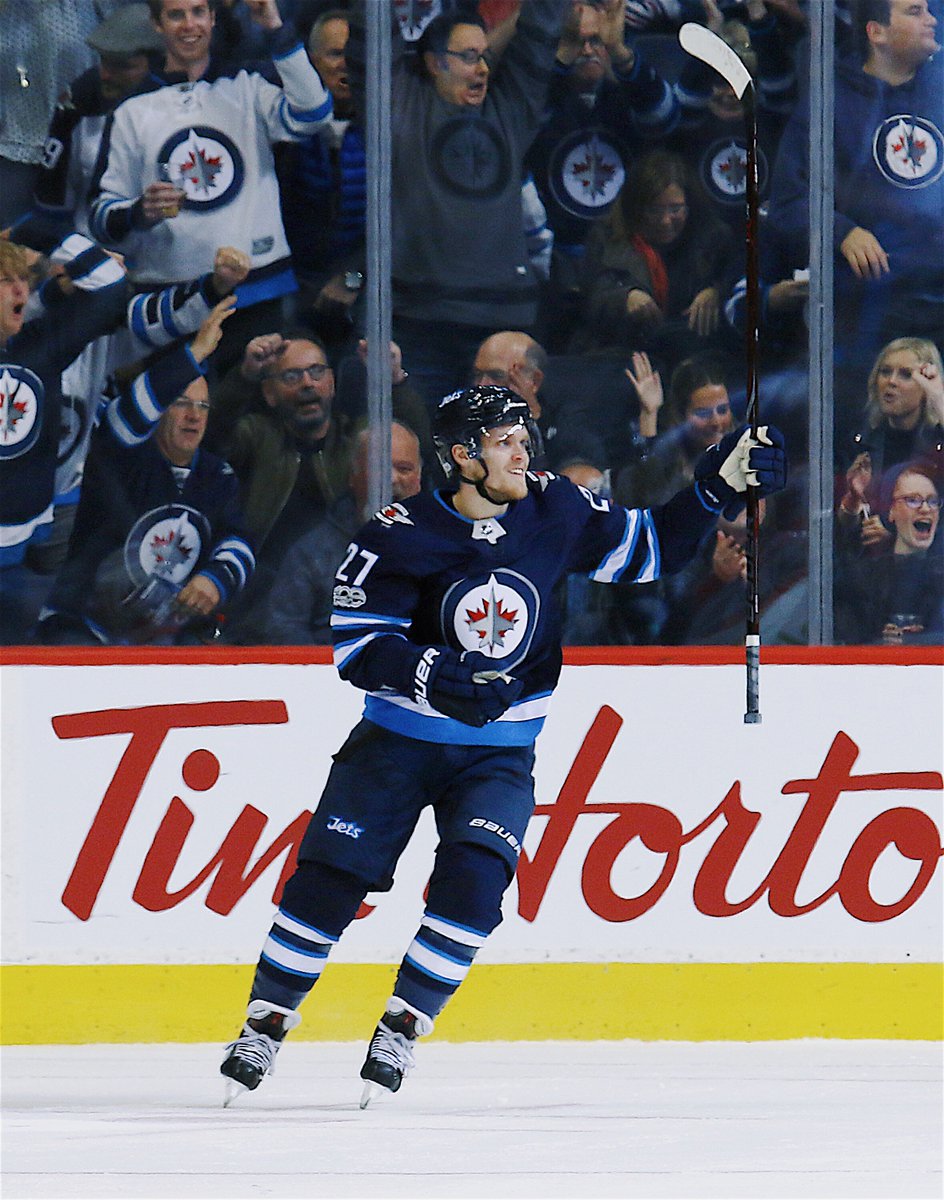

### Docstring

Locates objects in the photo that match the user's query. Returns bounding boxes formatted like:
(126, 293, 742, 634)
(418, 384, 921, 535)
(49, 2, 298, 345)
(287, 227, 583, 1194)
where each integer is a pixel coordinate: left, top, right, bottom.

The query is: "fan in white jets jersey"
(220, 384, 787, 1108)
(88, 0, 334, 372)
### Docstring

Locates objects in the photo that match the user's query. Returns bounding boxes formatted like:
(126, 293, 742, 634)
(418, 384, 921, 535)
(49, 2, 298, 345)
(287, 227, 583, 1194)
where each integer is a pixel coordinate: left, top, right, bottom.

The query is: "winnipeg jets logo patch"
(0, 366, 42, 459)
(158, 124, 244, 212)
(375, 502, 413, 527)
(700, 137, 769, 206)
(124, 504, 209, 587)
(549, 128, 625, 219)
(873, 114, 943, 189)
(443, 570, 539, 664)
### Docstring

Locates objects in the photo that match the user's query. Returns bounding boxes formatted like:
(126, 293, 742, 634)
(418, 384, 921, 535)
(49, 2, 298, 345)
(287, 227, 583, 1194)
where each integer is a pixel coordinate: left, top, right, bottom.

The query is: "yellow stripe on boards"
(2, 963, 940, 1045)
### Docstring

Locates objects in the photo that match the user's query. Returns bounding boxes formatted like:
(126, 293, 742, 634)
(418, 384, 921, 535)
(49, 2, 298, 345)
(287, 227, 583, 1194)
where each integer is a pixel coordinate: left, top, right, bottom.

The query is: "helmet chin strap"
(458, 456, 504, 505)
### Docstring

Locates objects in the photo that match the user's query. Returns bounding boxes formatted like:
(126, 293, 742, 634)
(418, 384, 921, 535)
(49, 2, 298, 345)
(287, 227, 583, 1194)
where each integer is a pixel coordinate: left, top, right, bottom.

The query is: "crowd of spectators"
(0, 0, 941, 648)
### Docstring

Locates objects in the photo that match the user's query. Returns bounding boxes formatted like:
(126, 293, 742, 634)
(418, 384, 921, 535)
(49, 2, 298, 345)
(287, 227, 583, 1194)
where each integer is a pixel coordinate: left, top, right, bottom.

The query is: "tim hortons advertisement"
(1, 661, 941, 966)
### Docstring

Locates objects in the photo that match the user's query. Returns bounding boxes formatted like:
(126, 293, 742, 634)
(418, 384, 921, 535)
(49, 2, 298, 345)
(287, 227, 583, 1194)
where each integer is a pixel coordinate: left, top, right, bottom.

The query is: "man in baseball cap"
(85, 4, 164, 101)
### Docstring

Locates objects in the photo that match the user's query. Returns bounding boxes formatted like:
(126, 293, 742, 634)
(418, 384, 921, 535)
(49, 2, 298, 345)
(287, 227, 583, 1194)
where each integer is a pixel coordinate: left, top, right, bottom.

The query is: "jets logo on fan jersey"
(873, 114, 943, 189)
(442, 569, 539, 665)
(124, 504, 209, 587)
(158, 124, 245, 211)
(0, 366, 42, 460)
(700, 136, 769, 206)
(548, 127, 625, 220)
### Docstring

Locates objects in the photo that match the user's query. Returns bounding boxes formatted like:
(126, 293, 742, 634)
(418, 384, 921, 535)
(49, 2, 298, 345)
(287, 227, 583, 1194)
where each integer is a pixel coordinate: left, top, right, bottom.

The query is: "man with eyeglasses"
(220, 333, 354, 641)
(835, 461, 943, 644)
(345, 0, 568, 409)
(523, 0, 679, 350)
(34, 298, 255, 646)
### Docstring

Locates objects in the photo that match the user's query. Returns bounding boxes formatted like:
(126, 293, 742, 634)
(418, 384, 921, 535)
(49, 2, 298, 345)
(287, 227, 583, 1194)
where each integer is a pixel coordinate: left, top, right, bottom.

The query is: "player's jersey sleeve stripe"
(330, 611, 411, 630)
(590, 508, 662, 584)
(333, 630, 406, 671)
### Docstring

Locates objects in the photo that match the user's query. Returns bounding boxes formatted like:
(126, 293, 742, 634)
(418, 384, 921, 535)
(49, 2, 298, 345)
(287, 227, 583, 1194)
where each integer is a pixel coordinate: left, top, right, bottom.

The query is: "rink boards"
(1, 646, 941, 1044)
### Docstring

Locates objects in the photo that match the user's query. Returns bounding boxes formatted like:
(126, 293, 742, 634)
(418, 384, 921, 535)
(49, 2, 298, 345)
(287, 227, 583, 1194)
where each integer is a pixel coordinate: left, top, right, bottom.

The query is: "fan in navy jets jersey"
(220, 385, 787, 1108)
(34, 297, 254, 646)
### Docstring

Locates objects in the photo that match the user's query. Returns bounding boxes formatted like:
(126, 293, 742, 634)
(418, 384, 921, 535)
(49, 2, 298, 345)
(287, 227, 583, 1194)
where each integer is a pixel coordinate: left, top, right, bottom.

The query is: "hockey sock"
(393, 842, 509, 1019)
(249, 861, 368, 1012)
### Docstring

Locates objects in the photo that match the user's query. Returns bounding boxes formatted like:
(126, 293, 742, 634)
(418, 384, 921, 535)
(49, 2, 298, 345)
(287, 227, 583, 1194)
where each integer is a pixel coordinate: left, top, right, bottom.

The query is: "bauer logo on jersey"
(548, 128, 625, 220)
(443, 569, 539, 664)
(124, 504, 210, 587)
(0, 366, 42, 460)
(873, 115, 944, 189)
(700, 136, 769, 206)
(158, 125, 244, 212)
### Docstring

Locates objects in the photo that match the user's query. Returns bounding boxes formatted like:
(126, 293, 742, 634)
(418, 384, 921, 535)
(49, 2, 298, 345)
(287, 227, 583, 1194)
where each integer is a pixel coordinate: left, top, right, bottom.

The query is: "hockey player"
(220, 385, 787, 1107)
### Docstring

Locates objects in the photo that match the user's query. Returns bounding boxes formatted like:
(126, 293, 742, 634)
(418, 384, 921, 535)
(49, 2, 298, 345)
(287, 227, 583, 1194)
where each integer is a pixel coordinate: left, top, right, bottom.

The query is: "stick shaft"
(743, 86, 762, 723)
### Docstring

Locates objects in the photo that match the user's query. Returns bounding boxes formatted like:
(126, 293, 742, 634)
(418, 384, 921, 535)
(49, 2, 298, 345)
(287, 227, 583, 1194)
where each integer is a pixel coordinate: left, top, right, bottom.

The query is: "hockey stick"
(678, 22, 762, 725)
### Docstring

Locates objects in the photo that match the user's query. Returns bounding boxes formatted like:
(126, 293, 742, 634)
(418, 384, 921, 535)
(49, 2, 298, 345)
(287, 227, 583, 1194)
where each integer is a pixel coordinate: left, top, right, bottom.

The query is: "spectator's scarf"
(630, 234, 669, 311)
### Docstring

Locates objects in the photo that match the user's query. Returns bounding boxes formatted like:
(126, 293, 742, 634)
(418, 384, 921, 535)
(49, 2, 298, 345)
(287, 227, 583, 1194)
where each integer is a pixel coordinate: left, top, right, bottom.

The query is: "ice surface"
(2, 1040, 941, 1199)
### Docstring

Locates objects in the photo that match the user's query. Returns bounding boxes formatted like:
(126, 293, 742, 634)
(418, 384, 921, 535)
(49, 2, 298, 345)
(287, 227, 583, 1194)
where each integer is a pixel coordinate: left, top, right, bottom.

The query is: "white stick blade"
(678, 22, 753, 99)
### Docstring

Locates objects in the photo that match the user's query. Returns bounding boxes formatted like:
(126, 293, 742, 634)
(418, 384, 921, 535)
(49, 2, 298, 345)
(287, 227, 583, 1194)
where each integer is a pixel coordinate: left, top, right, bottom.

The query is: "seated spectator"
(264, 420, 423, 643)
(843, 336, 944, 479)
(835, 461, 943, 644)
(41, 245, 250, 579)
(0, 216, 127, 643)
(573, 148, 734, 374)
(333, 338, 440, 484)
(221, 332, 354, 641)
(662, 487, 808, 645)
(609, 353, 736, 642)
(614, 352, 735, 506)
(34, 299, 254, 645)
(471, 329, 547, 421)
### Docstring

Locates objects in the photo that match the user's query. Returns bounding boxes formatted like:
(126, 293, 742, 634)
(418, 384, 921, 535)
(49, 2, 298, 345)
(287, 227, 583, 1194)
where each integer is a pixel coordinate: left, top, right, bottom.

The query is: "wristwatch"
(344, 271, 364, 292)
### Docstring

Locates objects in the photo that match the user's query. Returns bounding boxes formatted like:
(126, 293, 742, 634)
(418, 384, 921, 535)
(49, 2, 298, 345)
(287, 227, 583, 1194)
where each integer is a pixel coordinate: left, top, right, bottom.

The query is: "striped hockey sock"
(250, 907, 339, 1011)
(393, 911, 488, 1019)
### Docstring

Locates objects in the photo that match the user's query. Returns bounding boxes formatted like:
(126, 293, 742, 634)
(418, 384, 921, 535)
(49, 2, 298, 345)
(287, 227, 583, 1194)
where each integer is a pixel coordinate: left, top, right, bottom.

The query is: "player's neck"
(452, 483, 509, 521)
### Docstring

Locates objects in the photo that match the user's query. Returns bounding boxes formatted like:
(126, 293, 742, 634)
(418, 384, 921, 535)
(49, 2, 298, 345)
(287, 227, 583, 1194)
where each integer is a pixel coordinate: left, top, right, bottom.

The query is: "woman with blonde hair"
(838, 337, 944, 551)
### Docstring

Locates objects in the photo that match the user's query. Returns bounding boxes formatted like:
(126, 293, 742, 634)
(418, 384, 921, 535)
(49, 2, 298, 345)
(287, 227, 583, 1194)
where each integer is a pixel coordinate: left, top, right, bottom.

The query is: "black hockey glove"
(694, 424, 787, 519)
(409, 646, 524, 728)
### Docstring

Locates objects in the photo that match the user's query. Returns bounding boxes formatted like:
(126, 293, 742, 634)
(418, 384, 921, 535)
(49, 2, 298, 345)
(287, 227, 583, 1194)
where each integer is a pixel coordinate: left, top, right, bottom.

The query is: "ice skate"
(359, 996, 434, 1108)
(220, 999, 301, 1107)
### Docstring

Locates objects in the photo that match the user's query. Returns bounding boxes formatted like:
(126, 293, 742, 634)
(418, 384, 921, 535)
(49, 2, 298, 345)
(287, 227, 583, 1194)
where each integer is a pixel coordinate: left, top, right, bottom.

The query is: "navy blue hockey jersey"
(331, 471, 720, 746)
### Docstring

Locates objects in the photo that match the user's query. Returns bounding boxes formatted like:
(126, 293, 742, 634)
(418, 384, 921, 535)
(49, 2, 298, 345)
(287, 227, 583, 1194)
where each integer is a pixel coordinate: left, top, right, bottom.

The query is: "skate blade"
(222, 1078, 250, 1108)
(359, 1080, 384, 1109)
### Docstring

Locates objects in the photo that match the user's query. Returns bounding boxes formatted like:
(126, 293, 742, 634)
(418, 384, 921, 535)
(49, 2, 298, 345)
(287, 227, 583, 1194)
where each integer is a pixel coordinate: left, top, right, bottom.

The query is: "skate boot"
(359, 996, 434, 1109)
(220, 999, 301, 1107)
